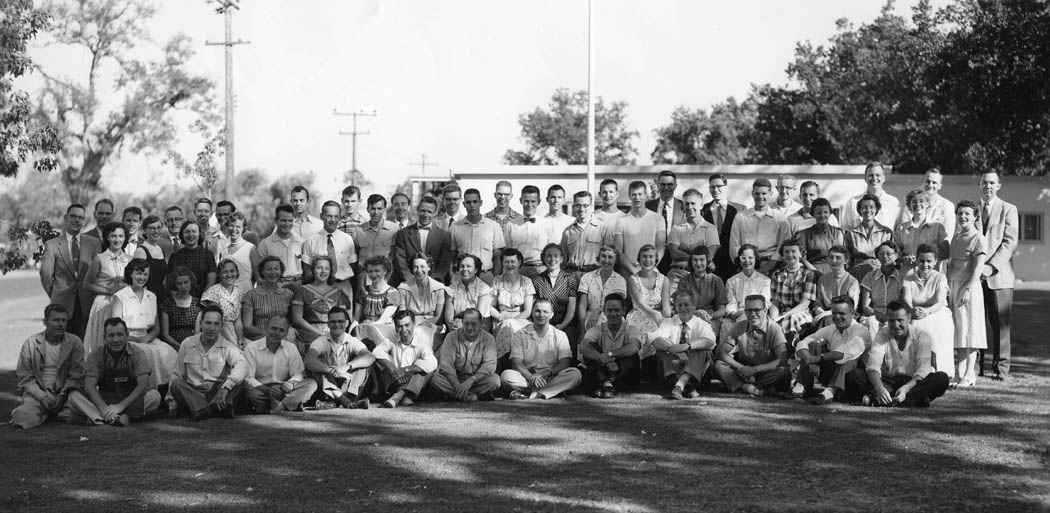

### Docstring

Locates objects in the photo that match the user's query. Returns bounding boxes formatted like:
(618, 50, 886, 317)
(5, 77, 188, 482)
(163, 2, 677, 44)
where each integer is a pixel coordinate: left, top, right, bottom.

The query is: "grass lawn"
(1, 271, 1048, 512)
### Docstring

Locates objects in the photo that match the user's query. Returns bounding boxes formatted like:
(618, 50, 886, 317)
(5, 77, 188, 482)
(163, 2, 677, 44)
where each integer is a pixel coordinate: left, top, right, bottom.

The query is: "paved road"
(0, 270, 48, 370)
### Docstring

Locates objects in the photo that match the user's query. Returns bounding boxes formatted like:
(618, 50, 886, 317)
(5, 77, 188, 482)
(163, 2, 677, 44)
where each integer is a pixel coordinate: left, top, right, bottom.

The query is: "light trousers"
(10, 390, 93, 429)
(316, 368, 371, 400)
(169, 377, 243, 416)
(500, 367, 582, 398)
(245, 381, 319, 413)
(70, 390, 161, 424)
(428, 372, 501, 400)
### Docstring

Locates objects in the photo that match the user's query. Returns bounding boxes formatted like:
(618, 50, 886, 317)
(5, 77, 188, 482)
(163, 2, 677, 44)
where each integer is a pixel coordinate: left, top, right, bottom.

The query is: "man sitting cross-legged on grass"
(242, 317, 318, 413)
(650, 292, 717, 400)
(304, 306, 374, 409)
(73, 317, 161, 426)
(794, 295, 868, 405)
(715, 295, 791, 397)
(372, 310, 438, 408)
(845, 300, 951, 407)
(579, 293, 641, 399)
(11, 304, 91, 429)
(501, 299, 583, 400)
(429, 308, 500, 402)
(170, 303, 248, 420)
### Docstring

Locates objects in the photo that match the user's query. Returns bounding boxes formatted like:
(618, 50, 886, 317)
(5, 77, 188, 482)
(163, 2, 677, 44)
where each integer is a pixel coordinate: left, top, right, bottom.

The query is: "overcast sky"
(21, 0, 928, 196)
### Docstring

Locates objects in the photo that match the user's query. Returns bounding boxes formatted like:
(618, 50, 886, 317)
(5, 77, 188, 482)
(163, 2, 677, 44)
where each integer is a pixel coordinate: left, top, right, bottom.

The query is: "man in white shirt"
(372, 310, 438, 408)
(505, 185, 550, 277)
(451, 188, 506, 282)
(845, 301, 950, 407)
(242, 317, 317, 413)
(771, 174, 804, 220)
(170, 305, 248, 420)
(595, 178, 625, 225)
(435, 183, 466, 230)
(289, 185, 325, 240)
(613, 180, 666, 275)
(251, 204, 304, 288)
(921, 168, 955, 239)
(667, 188, 720, 264)
(302, 201, 357, 298)
(501, 299, 582, 400)
(795, 295, 869, 404)
(542, 184, 575, 246)
(786, 181, 840, 235)
(561, 191, 611, 273)
(729, 178, 791, 275)
(429, 309, 500, 402)
(650, 293, 717, 400)
(304, 306, 374, 409)
(839, 162, 901, 229)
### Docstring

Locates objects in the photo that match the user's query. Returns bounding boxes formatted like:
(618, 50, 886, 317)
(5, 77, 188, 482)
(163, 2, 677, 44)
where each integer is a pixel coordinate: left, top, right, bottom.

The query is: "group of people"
(12, 163, 1018, 428)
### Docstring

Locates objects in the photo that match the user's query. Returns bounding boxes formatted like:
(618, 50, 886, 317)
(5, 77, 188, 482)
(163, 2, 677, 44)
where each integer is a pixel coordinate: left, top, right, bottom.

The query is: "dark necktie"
(982, 202, 991, 234)
(715, 204, 724, 233)
(71, 235, 81, 273)
(663, 202, 672, 236)
(327, 234, 338, 274)
(679, 321, 689, 347)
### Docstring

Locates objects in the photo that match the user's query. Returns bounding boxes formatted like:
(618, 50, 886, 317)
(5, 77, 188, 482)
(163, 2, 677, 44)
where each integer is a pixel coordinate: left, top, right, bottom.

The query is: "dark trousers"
(582, 355, 640, 392)
(844, 369, 950, 407)
(981, 284, 1013, 377)
(372, 363, 431, 400)
(797, 359, 856, 394)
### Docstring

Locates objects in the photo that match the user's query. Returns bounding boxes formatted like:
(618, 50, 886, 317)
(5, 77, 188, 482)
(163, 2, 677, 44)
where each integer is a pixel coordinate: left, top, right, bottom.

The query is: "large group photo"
(1, 1, 1049, 512)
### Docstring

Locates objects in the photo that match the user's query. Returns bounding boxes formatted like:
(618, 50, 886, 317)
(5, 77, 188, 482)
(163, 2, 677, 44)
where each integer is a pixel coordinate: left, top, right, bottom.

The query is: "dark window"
(1020, 212, 1044, 243)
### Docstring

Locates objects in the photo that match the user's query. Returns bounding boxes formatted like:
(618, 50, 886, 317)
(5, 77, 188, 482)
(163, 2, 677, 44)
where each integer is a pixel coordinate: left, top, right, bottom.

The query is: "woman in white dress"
(947, 201, 987, 387)
(82, 222, 132, 356)
(215, 212, 255, 293)
(491, 248, 535, 358)
(723, 244, 772, 327)
(902, 244, 955, 374)
(112, 258, 177, 394)
(576, 245, 627, 332)
(201, 258, 245, 345)
(627, 244, 669, 360)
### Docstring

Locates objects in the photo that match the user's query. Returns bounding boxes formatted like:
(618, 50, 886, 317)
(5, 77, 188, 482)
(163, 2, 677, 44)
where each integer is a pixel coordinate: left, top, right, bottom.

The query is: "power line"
(333, 109, 377, 185)
(205, 0, 250, 201)
(409, 154, 438, 176)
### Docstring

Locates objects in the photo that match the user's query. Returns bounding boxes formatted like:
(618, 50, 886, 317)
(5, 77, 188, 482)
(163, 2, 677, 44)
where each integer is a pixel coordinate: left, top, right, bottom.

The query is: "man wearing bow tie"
(977, 171, 1018, 381)
(390, 196, 453, 285)
(505, 185, 549, 278)
(39, 204, 100, 338)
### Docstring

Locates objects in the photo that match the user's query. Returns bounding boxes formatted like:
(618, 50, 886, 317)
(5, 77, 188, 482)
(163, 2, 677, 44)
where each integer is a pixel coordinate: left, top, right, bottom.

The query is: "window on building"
(1020, 212, 1044, 243)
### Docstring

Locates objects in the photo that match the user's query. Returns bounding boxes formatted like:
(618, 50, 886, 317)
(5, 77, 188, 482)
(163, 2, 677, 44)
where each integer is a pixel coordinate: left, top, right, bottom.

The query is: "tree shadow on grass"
(1, 365, 1049, 513)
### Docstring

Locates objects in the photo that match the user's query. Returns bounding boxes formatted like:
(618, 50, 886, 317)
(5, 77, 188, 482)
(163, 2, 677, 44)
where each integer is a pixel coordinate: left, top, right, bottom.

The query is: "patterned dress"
(160, 295, 202, 344)
(241, 284, 294, 346)
(83, 249, 132, 356)
(577, 269, 628, 331)
(292, 283, 352, 346)
(532, 270, 579, 326)
(202, 283, 243, 345)
(626, 272, 667, 358)
(492, 274, 536, 355)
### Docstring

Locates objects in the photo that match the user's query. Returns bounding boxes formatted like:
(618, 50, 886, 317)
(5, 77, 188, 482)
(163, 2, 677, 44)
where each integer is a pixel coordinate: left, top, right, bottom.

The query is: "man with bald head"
(771, 175, 803, 220)
(429, 308, 500, 402)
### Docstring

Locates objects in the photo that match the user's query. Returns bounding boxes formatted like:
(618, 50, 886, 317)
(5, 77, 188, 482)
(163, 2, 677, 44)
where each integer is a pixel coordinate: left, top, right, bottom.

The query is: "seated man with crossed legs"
(429, 308, 500, 402)
(579, 293, 641, 399)
(242, 317, 318, 413)
(501, 299, 583, 400)
(650, 292, 717, 400)
(73, 317, 161, 425)
(372, 310, 438, 408)
(304, 306, 374, 409)
(715, 295, 791, 397)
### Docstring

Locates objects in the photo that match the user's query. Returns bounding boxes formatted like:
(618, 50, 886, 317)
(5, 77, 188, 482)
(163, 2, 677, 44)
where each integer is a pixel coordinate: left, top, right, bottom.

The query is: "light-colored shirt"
(505, 216, 549, 266)
(771, 199, 804, 221)
(114, 286, 157, 332)
(175, 334, 247, 390)
(350, 220, 399, 263)
(251, 232, 304, 278)
(434, 210, 466, 230)
(926, 194, 956, 240)
(655, 316, 716, 351)
(438, 330, 497, 381)
(509, 324, 572, 375)
(723, 318, 787, 366)
(797, 322, 869, 363)
(41, 341, 62, 389)
(613, 210, 666, 271)
(243, 339, 305, 388)
(373, 336, 438, 373)
(668, 219, 720, 255)
(302, 230, 358, 280)
(787, 209, 840, 235)
(840, 190, 901, 230)
(656, 198, 679, 238)
(594, 208, 625, 227)
(561, 217, 611, 268)
(729, 208, 790, 260)
(868, 326, 934, 380)
(725, 271, 772, 315)
(309, 334, 371, 369)
(893, 220, 947, 259)
(292, 214, 325, 240)
(579, 322, 642, 360)
(542, 211, 575, 245)
(450, 217, 505, 271)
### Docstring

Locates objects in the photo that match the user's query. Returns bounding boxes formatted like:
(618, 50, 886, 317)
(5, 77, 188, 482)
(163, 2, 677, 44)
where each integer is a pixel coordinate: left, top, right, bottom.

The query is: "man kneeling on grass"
(715, 295, 790, 397)
(11, 304, 89, 429)
(845, 300, 950, 407)
(373, 310, 437, 408)
(794, 295, 868, 405)
(579, 294, 641, 399)
(170, 304, 248, 420)
(242, 317, 317, 413)
(501, 299, 582, 400)
(305, 306, 374, 409)
(429, 308, 500, 402)
(73, 318, 160, 425)
(650, 292, 716, 400)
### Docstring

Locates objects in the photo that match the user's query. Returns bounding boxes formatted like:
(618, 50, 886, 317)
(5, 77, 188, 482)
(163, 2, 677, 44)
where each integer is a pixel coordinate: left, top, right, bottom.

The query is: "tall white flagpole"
(586, 0, 596, 193)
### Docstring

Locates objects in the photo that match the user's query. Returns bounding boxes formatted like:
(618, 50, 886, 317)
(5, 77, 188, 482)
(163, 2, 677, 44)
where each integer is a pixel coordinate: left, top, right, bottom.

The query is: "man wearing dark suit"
(39, 204, 100, 338)
(80, 198, 115, 243)
(391, 196, 454, 286)
(701, 174, 743, 281)
(977, 171, 1018, 381)
(646, 170, 686, 273)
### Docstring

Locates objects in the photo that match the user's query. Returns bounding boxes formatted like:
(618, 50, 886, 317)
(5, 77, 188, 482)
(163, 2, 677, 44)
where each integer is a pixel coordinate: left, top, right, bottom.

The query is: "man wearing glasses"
(484, 180, 524, 232)
(646, 170, 685, 273)
(715, 295, 790, 397)
(700, 174, 743, 281)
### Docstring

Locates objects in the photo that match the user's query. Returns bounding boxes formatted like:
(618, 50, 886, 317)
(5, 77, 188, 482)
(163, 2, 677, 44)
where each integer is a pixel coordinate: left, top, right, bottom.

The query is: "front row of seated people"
(12, 283, 950, 428)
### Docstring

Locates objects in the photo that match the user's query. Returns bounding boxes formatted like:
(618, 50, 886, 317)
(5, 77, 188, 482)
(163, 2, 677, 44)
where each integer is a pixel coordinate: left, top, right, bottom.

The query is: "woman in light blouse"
(533, 243, 579, 346)
(576, 245, 627, 332)
(397, 255, 448, 349)
(201, 258, 245, 345)
(846, 194, 893, 281)
(723, 244, 771, 327)
(491, 248, 535, 357)
(82, 221, 132, 356)
(445, 254, 493, 331)
(112, 258, 176, 396)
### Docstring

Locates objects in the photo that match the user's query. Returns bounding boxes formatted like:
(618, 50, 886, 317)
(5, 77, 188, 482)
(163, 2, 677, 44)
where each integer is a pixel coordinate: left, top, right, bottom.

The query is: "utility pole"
(586, 0, 596, 193)
(206, 0, 249, 202)
(409, 154, 438, 176)
(333, 109, 376, 185)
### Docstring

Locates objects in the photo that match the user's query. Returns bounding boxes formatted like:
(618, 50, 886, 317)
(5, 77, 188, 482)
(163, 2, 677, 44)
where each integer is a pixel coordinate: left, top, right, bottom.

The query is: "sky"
(19, 0, 928, 196)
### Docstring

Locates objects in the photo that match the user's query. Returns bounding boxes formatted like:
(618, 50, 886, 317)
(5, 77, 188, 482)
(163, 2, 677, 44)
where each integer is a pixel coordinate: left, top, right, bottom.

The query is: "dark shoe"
(352, 398, 371, 409)
(219, 406, 236, 419)
(307, 400, 338, 411)
(336, 395, 357, 409)
(603, 386, 618, 399)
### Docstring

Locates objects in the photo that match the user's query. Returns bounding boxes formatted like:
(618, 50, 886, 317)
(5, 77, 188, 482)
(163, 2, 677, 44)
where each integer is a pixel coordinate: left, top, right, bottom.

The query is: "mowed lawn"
(1, 271, 1048, 512)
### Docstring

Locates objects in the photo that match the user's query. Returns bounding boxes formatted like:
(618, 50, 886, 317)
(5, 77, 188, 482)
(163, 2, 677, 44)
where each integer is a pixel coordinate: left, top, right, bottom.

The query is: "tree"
(748, 86, 841, 165)
(651, 97, 757, 164)
(33, 0, 219, 204)
(343, 168, 375, 192)
(503, 88, 638, 165)
(0, 0, 60, 177)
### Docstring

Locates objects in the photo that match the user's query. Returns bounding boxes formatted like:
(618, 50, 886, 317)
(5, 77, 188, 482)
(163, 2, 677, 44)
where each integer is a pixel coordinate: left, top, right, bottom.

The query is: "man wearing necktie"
(39, 204, 100, 338)
(390, 196, 453, 286)
(162, 205, 185, 258)
(977, 172, 1018, 381)
(505, 185, 549, 278)
(301, 201, 358, 298)
(701, 174, 742, 281)
(650, 293, 716, 400)
(646, 170, 685, 273)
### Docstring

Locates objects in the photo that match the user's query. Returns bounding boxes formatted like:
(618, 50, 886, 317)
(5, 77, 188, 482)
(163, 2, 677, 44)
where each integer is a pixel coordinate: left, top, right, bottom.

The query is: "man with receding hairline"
(11, 304, 90, 429)
(73, 317, 160, 425)
(242, 317, 317, 413)
(485, 180, 524, 230)
(501, 299, 582, 399)
(429, 309, 500, 402)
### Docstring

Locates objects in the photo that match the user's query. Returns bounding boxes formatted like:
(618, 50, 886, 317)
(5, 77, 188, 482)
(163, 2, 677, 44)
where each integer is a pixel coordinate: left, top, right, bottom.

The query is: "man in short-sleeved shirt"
(715, 295, 789, 396)
(730, 179, 791, 275)
(171, 306, 248, 420)
(613, 181, 666, 275)
(74, 318, 160, 426)
(242, 317, 317, 413)
(650, 293, 717, 399)
(500, 300, 582, 399)
(451, 188, 506, 279)
(561, 191, 611, 272)
(429, 309, 500, 402)
(251, 205, 304, 286)
(579, 294, 641, 398)
(304, 307, 374, 409)
(350, 194, 399, 265)
(795, 296, 869, 404)
(668, 189, 720, 264)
